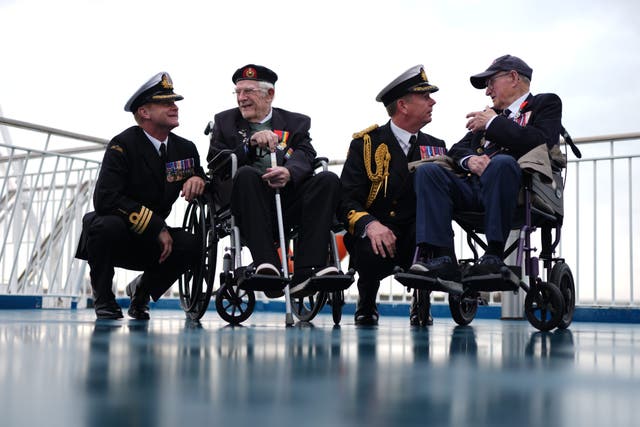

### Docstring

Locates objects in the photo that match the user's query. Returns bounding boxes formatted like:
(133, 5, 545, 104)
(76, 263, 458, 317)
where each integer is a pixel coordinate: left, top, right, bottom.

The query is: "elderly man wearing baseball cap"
(411, 54, 563, 280)
(76, 72, 207, 320)
(339, 65, 447, 326)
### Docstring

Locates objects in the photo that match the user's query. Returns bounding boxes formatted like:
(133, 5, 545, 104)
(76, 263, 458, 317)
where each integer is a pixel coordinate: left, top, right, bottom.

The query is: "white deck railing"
(1, 116, 639, 309)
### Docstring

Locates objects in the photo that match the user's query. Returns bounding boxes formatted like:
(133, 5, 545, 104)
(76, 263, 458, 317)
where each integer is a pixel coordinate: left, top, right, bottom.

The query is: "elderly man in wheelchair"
(395, 54, 578, 331)
(179, 64, 353, 325)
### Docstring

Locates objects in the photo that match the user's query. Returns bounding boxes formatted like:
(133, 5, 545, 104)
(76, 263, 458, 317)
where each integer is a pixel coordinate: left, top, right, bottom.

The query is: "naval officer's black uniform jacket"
(76, 126, 205, 303)
(206, 107, 340, 270)
(338, 121, 446, 304)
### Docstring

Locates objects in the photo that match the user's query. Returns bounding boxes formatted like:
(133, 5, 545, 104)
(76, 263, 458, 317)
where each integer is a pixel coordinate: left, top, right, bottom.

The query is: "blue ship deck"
(1, 309, 639, 427)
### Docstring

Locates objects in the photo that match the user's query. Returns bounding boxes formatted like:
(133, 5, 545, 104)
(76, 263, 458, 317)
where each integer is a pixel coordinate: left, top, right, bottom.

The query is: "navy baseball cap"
(470, 55, 533, 89)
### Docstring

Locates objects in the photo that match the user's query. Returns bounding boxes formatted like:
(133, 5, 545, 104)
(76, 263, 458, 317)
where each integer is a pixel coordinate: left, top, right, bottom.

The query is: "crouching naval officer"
(339, 65, 447, 326)
(76, 72, 206, 320)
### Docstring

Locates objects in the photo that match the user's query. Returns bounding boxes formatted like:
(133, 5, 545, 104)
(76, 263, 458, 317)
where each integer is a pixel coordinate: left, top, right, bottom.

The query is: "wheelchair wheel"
(329, 290, 344, 325)
(550, 262, 575, 329)
(524, 280, 564, 331)
(448, 292, 478, 326)
(215, 280, 255, 325)
(291, 291, 327, 322)
(179, 198, 216, 320)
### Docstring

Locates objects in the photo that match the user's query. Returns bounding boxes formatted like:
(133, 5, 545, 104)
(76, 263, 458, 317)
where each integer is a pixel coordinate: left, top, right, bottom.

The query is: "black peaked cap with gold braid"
(376, 65, 438, 107)
(124, 71, 184, 112)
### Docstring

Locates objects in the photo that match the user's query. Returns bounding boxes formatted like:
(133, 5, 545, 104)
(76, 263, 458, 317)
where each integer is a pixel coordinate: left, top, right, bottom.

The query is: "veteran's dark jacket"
(90, 126, 205, 242)
(448, 93, 562, 163)
(206, 107, 316, 188)
(339, 121, 446, 237)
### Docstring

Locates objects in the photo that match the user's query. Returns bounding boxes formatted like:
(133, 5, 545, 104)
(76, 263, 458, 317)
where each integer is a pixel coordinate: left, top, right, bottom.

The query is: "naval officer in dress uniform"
(339, 65, 447, 326)
(76, 72, 206, 320)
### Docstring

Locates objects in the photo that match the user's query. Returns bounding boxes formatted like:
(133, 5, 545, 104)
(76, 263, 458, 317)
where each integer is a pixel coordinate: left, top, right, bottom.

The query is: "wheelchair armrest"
(314, 157, 329, 172)
(207, 150, 237, 178)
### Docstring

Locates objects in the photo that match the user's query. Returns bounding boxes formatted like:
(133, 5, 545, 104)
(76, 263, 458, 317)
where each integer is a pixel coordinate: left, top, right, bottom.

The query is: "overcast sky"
(1, 0, 639, 163)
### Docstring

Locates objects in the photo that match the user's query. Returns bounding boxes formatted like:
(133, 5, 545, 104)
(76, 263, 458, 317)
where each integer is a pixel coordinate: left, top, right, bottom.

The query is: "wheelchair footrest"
(302, 274, 354, 293)
(462, 266, 521, 292)
(238, 274, 288, 292)
(394, 272, 464, 295)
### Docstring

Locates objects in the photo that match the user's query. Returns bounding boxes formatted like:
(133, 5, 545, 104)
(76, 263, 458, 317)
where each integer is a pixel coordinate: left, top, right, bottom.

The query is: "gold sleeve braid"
(363, 134, 391, 209)
(129, 206, 153, 235)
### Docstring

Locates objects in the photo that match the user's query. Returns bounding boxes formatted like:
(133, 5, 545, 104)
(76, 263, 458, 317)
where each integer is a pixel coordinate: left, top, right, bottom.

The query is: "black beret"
(232, 64, 278, 85)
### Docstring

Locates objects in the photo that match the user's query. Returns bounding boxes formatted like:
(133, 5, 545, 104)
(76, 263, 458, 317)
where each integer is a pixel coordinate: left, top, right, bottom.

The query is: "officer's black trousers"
(344, 222, 415, 314)
(84, 214, 199, 307)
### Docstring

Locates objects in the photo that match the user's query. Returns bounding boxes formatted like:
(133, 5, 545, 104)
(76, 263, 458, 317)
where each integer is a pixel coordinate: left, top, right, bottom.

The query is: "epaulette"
(352, 124, 379, 140)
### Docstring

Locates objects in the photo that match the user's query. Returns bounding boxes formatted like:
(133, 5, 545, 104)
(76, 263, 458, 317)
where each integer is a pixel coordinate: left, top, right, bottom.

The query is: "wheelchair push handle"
(561, 126, 581, 159)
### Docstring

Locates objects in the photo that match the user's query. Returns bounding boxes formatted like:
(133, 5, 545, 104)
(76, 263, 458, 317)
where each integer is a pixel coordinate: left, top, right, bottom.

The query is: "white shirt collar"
(390, 120, 416, 155)
(506, 92, 530, 118)
(258, 108, 273, 124)
(143, 130, 168, 155)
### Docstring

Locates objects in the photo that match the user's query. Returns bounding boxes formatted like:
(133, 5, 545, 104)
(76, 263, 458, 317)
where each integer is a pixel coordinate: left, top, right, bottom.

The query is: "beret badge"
(243, 67, 257, 79)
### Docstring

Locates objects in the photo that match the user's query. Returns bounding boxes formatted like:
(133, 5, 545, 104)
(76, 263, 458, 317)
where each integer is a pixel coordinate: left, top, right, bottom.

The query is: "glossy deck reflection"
(1, 309, 639, 427)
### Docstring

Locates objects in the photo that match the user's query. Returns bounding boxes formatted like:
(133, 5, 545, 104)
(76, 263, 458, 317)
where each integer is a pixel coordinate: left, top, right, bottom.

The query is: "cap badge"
(160, 74, 173, 90)
(243, 67, 257, 79)
(420, 68, 427, 82)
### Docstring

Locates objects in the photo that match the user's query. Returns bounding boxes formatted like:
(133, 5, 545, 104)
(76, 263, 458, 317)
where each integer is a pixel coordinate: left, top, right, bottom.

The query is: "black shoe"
(410, 291, 433, 326)
(95, 303, 124, 320)
(255, 262, 280, 276)
(127, 305, 150, 320)
(253, 263, 285, 298)
(410, 256, 461, 282)
(355, 312, 379, 326)
(467, 254, 505, 276)
(410, 313, 434, 326)
(354, 303, 379, 326)
(126, 275, 150, 320)
(290, 266, 339, 297)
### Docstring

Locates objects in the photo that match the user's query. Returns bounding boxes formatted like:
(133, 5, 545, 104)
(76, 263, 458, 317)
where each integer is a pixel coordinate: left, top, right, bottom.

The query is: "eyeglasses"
(486, 71, 512, 89)
(232, 88, 264, 96)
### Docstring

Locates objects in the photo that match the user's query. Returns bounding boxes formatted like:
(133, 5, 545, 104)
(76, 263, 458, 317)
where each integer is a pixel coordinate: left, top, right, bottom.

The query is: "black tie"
(503, 108, 512, 118)
(407, 135, 417, 160)
(159, 143, 167, 163)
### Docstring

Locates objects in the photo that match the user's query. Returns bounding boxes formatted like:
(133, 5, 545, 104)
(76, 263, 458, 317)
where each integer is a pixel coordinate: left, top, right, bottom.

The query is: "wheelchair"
(178, 143, 354, 325)
(395, 132, 580, 331)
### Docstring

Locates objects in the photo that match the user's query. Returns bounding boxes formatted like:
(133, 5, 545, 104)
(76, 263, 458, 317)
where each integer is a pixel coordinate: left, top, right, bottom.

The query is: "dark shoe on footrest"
(467, 254, 505, 276)
(409, 256, 461, 282)
(290, 266, 339, 297)
(254, 262, 280, 276)
(254, 263, 285, 298)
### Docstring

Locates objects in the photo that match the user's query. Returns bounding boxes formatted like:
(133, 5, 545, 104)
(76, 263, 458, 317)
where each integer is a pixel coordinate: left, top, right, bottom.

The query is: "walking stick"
(271, 151, 294, 326)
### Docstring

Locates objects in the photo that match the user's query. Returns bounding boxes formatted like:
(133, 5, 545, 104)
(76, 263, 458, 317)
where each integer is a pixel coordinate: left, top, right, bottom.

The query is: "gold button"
(389, 211, 396, 217)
